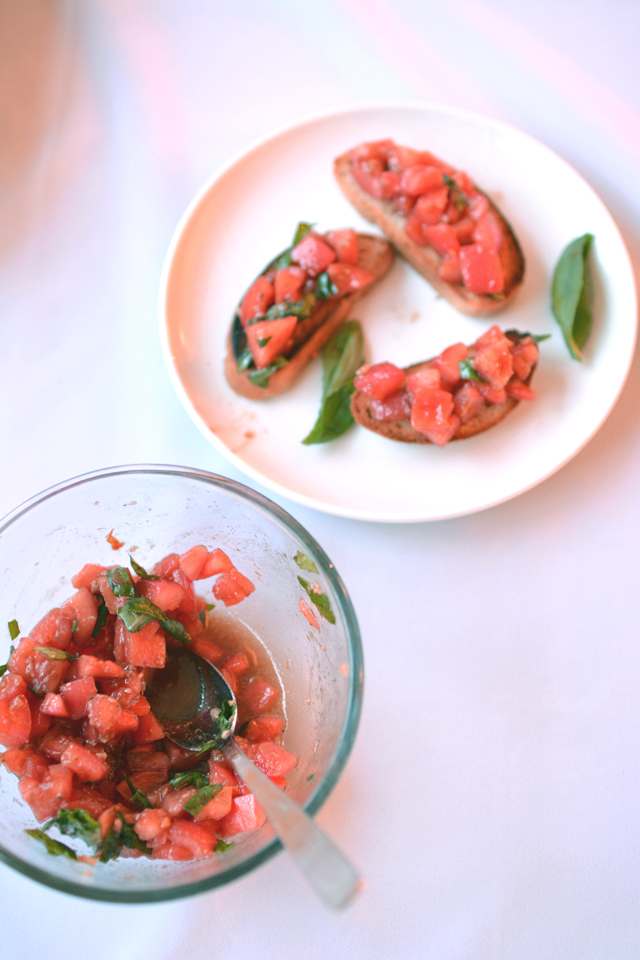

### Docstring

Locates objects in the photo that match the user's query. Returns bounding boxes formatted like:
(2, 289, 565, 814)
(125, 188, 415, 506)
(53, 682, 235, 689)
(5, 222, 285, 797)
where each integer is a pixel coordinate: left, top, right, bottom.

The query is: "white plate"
(160, 102, 637, 523)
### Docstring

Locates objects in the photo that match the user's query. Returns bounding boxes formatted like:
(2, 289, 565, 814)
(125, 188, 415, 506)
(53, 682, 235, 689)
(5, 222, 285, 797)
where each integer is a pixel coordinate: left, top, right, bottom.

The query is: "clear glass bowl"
(0, 465, 363, 902)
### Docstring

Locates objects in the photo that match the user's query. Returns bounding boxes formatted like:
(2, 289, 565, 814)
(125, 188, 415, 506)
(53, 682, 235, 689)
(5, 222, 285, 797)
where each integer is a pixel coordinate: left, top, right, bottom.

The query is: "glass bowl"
(0, 465, 363, 902)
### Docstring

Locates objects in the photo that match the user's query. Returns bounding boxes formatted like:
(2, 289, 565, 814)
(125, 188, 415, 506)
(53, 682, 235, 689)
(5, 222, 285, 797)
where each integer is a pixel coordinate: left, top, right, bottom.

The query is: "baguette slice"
(334, 148, 524, 318)
(225, 234, 394, 400)
(350, 332, 537, 444)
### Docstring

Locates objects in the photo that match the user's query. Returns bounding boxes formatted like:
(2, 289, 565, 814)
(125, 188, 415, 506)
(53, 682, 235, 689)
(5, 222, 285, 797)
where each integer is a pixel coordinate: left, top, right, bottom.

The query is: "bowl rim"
(0, 464, 364, 902)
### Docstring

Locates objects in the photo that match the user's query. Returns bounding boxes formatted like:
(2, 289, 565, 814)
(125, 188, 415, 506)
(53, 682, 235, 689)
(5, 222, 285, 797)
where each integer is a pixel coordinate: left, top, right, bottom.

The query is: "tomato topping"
(370, 390, 412, 422)
(410, 386, 455, 435)
(212, 567, 255, 606)
(413, 187, 450, 226)
(291, 233, 336, 276)
(404, 209, 429, 246)
(510, 337, 538, 381)
(324, 228, 359, 265)
(452, 217, 476, 244)
(473, 339, 514, 390)
(400, 164, 445, 196)
(354, 362, 406, 401)
(453, 383, 486, 424)
(473, 212, 504, 252)
(349, 139, 395, 162)
(326, 262, 374, 294)
(199, 548, 234, 578)
(438, 254, 463, 284)
(178, 544, 209, 581)
(432, 342, 468, 387)
(459, 244, 504, 295)
(422, 223, 460, 259)
(240, 276, 274, 326)
(505, 379, 535, 401)
(0, 694, 32, 748)
(246, 315, 298, 370)
(218, 794, 266, 837)
(274, 265, 307, 303)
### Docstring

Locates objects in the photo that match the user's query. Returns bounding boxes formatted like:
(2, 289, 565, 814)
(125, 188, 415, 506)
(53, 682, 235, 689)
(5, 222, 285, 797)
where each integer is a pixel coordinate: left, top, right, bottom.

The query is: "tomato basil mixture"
(232, 222, 374, 386)
(348, 138, 506, 296)
(0, 545, 297, 863)
(354, 326, 539, 446)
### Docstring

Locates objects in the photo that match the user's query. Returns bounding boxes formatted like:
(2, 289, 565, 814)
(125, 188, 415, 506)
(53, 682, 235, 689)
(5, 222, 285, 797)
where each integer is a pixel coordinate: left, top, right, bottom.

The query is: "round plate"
(160, 102, 637, 523)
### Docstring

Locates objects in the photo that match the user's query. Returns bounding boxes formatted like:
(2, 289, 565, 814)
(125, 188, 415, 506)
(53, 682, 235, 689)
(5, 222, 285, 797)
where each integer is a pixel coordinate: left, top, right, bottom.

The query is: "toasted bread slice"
(225, 234, 394, 400)
(350, 333, 536, 444)
(334, 150, 524, 318)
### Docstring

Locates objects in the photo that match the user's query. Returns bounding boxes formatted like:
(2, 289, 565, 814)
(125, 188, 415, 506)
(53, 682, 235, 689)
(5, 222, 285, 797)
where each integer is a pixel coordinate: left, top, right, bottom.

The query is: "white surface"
(161, 101, 636, 521)
(1, 1, 640, 958)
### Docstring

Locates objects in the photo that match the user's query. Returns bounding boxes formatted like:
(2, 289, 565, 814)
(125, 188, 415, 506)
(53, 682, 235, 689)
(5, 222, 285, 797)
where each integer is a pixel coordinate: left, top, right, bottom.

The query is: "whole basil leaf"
(552, 233, 595, 361)
(302, 321, 364, 446)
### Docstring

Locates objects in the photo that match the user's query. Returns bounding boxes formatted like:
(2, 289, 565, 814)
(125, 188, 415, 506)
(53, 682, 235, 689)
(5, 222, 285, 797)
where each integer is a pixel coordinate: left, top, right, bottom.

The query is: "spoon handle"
(224, 738, 362, 910)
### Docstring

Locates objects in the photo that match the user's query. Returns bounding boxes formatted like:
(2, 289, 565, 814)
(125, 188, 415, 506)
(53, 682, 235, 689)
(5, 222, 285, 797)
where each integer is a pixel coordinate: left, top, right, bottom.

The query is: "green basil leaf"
(231, 312, 248, 361)
(26, 829, 78, 859)
(92, 595, 109, 638)
(44, 808, 101, 847)
(302, 381, 355, 445)
(262, 293, 316, 322)
(183, 783, 224, 816)
(257, 336, 272, 349)
(99, 814, 151, 863)
(552, 233, 595, 361)
(215, 838, 233, 853)
(297, 577, 335, 625)
(0, 645, 14, 677)
(459, 359, 486, 382)
(321, 320, 365, 400)
(315, 272, 339, 299)
(117, 597, 191, 644)
(35, 646, 75, 661)
(169, 770, 209, 790)
(124, 776, 153, 809)
(247, 356, 288, 389)
(8, 620, 20, 642)
(294, 552, 318, 573)
(292, 221, 314, 246)
(236, 347, 254, 372)
(107, 566, 136, 598)
(306, 773, 315, 783)
(129, 555, 159, 580)
(504, 330, 552, 344)
(70, 618, 78, 637)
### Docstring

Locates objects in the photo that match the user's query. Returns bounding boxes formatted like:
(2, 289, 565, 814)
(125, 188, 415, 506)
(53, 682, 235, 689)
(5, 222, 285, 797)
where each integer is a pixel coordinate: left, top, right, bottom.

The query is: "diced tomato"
(2, 747, 37, 776)
(510, 337, 538, 381)
(213, 568, 255, 607)
(152, 553, 180, 578)
(199, 548, 234, 579)
(350, 161, 402, 199)
(163, 739, 202, 772)
(151, 842, 193, 861)
(40, 693, 69, 717)
(324, 228, 359, 266)
(134, 808, 171, 841)
(349, 139, 394, 162)
(9, 638, 69, 697)
(291, 233, 336, 276)
(0, 694, 32, 748)
(167, 819, 217, 859)
(191, 635, 226, 666)
(76, 655, 126, 679)
(505, 378, 535, 401)
(218, 794, 267, 838)
(453, 383, 486, 424)
(126, 747, 171, 775)
(87, 694, 127, 741)
(473, 212, 503, 251)
(391, 193, 417, 216)
(406, 366, 440, 394)
(64, 783, 113, 819)
(71, 563, 107, 590)
(128, 696, 151, 717)
(473, 381, 507, 405)
(62, 587, 98, 645)
(410, 388, 459, 446)
(354, 362, 406, 401)
(432, 342, 468, 387)
(274, 265, 307, 303)
(473, 339, 513, 391)
(400, 164, 444, 196)
(95, 573, 118, 615)
(29, 608, 73, 651)
(460, 243, 504, 295)
(26, 691, 52, 738)
(438, 253, 463, 284)
(326, 262, 374, 294)
(251, 741, 297, 778)
(100, 665, 146, 710)
(178, 544, 209, 581)
(135, 577, 184, 612)
(115, 619, 165, 669)
(413, 187, 450, 226)
(220, 652, 251, 678)
(61, 741, 109, 782)
(467, 192, 489, 221)
(241, 677, 278, 714)
(240, 275, 274, 326)
(298, 599, 319, 630)
(195, 784, 234, 822)
(422, 223, 460, 260)
(208, 759, 238, 788)
(404, 209, 429, 246)
(130, 711, 164, 746)
(59, 676, 97, 720)
(246, 315, 298, 370)
(244, 715, 285, 742)
(370, 390, 412, 422)
(452, 217, 476, 244)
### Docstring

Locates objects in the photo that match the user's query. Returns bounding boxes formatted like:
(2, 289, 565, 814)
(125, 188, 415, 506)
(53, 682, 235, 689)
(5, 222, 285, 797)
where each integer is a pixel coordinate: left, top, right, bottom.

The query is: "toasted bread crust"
(350, 346, 535, 444)
(334, 152, 524, 318)
(225, 234, 394, 400)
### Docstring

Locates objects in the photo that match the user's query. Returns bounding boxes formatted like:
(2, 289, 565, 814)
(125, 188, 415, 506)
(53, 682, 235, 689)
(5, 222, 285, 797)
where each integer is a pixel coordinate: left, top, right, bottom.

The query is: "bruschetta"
(350, 327, 541, 446)
(225, 223, 394, 400)
(334, 139, 525, 318)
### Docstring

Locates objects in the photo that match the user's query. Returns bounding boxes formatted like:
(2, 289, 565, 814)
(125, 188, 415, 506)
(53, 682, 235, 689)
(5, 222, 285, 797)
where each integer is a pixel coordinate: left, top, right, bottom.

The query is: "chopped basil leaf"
(292, 221, 314, 246)
(294, 552, 318, 574)
(92, 595, 109, 638)
(505, 330, 552, 344)
(117, 597, 191, 644)
(215, 838, 233, 853)
(183, 783, 224, 816)
(70, 618, 78, 637)
(129, 555, 159, 580)
(257, 335, 272, 349)
(303, 321, 364, 445)
(35, 646, 76, 661)
(27, 829, 78, 859)
(315, 272, 339, 299)
(552, 233, 595, 361)
(236, 347, 254, 372)
(199, 610, 207, 627)
(8, 620, 20, 642)
(0, 645, 14, 677)
(169, 770, 209, 790)
(297, 577, 336, 624)
(262, 293, 316, 322)
(231, 312, 248, 361)
(247, 356, 288, 389)
(99, 814, 151, 863)
(125, 776, 153, 809)
(271, 249, 293, 271)
(44, 808, 101, 847)
(107, 566, 136, 598)
(459, 359, 486, 382)
(306, 773, 315, 783)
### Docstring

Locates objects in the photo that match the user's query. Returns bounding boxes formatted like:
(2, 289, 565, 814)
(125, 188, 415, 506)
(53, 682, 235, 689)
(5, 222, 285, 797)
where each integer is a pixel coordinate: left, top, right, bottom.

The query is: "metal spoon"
(146, 645, 362, 910)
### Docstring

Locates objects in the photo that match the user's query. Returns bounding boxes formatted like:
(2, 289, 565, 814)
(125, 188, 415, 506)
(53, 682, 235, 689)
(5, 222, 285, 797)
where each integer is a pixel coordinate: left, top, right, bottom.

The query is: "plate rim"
(159, 99, 638, 523)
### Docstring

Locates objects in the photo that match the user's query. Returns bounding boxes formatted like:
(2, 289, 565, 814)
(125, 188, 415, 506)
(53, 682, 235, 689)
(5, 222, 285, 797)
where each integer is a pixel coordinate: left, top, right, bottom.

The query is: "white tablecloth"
(1, 2, 639, 957)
